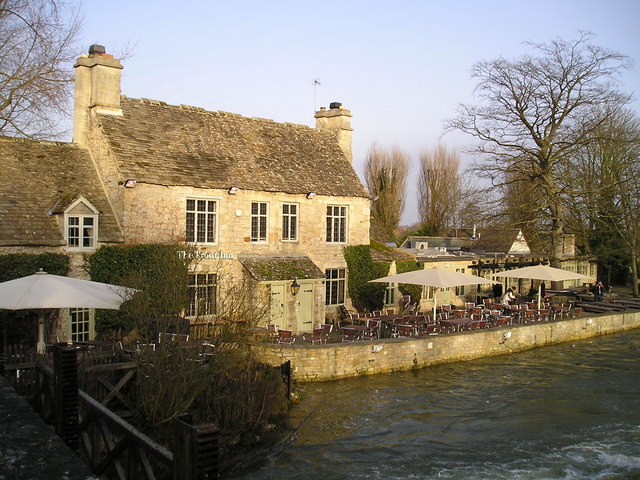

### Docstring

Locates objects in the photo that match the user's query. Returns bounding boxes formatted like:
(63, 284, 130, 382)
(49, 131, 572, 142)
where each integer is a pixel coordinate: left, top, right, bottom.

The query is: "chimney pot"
(329, 102, 342, 109)
(89, 44, 106, 55)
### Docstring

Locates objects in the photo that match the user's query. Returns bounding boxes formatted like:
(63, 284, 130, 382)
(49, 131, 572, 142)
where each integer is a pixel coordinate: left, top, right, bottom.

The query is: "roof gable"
(95, 97, 369, 198)
(0, 136, 123, 246)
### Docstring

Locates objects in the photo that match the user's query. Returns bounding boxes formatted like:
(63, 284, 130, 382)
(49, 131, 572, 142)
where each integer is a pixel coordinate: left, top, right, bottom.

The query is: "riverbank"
(252, 309, 640, 382)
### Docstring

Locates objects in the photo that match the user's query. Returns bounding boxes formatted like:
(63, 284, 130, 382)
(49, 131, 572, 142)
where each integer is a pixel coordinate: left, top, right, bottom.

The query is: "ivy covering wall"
(87, 244, 193, 338)
(396, 260, 423, 304)
(0, 253, 69, 282)
(343, 245, 389, 312)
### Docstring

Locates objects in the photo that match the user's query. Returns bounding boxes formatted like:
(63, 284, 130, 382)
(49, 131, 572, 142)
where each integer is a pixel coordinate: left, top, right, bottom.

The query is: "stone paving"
(0, 375, 97, 480)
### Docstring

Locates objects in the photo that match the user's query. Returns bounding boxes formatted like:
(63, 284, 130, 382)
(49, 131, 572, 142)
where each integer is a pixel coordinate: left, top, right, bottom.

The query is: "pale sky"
(77, 0, 640, 225)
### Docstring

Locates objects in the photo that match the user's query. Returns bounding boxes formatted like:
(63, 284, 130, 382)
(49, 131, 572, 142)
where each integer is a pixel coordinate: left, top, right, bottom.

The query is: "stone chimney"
(73, 45, 123, 145)
(315, 102, 353, 163)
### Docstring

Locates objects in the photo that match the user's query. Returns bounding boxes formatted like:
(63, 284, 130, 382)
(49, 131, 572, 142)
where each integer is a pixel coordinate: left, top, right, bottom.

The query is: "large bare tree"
(447, 33, 631, 263)
(364, 144, 409, 239)
(417, 145, 476, 233)
(0, 0, 81, 138)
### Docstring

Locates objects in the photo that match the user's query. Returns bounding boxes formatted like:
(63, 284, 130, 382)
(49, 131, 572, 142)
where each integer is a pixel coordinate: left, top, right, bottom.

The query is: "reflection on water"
(228, 330, 640, 479)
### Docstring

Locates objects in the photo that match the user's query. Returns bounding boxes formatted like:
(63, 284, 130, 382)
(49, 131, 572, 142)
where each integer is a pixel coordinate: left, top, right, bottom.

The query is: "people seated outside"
(501, 287, 517, 313)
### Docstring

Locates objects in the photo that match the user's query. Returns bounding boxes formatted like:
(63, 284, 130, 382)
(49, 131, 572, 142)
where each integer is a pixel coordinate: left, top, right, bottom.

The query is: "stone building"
(0, 137, 124, 341)
(0, 45, 371, 342)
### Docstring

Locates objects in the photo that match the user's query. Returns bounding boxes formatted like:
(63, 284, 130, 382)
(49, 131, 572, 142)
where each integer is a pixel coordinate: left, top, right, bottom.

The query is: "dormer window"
(63, 197, 99, 251)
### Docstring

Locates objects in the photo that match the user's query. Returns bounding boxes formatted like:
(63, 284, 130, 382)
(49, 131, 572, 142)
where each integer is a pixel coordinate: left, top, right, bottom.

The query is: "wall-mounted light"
(124, 179, 137, 188)
(306, 192, 316, 199)
(503, 331, 512, 340)
(228, 186, 239, 195)
(290, 277, 300, 296)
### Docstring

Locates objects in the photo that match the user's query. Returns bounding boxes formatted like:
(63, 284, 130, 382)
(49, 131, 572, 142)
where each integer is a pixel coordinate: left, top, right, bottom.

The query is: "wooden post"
(172, 413, 219, 479)
(281, 360, 291, 399)
(53, 343, 79, 452)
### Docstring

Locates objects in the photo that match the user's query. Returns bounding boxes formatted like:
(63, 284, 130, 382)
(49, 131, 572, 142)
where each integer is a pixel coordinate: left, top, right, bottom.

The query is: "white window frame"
(186, 198, 218, 244)
(64, 198, 99, 251)
(385, 282, 396, 306)
(187, 273, 217, 319)
(251, 202, 268, 243)
(326, 205, 347, 243)
(282, 203, 298, 242)
(68, 308, 94, 342)
(455, 268, 465, 296)
(325, 268, 346, 305)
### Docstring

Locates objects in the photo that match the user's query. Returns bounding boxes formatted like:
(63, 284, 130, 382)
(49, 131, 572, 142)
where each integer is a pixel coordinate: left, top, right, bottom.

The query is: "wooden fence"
(22, 344, 220, 479)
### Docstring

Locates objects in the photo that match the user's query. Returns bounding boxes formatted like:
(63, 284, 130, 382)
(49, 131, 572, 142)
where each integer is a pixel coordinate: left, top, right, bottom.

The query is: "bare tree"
(0, 0, 81, 138)
(567, 108, 640, 294)
(364, 144, 409, 238)
(417, 145, 469, 233)
(447, 33, 631, 263)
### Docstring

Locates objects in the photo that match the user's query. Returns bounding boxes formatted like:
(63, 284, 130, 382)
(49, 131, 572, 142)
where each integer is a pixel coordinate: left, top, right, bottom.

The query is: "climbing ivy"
(0, 253, 69, 282)
(343, 245, 389, 313)
(396, 260, 423, 303)
(87, 244, 194, 338)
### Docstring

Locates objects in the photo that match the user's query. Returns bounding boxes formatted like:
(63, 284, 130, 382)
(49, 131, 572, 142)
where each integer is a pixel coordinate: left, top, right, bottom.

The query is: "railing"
(4, 342, 292, 479)
(30, 344, 220, 480)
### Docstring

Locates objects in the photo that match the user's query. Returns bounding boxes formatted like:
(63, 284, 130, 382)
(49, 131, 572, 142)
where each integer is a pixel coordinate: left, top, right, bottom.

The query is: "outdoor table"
(440, 318, 472, 332)
(342, 324, 373, 340)
(494, 316, 512, 327)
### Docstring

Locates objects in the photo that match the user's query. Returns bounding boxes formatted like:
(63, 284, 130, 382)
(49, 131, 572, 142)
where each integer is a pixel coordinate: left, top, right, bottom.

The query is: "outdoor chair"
(277, 330, 295, 345)
(303, 328, 326, 345)
(341, 327, 359, 342)
(366, 319, 380, 339)
(397, 324, 414, 338)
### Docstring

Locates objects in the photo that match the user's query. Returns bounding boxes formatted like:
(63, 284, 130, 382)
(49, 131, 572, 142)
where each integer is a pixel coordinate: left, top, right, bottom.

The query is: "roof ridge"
(123, 96, 314, 130)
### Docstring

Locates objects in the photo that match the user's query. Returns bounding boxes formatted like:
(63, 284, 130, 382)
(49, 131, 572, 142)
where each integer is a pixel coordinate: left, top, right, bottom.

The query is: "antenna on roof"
(313, 78, 321, 113)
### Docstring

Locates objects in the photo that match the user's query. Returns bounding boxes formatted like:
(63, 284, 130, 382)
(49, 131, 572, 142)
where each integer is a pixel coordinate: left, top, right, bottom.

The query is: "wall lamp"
(306, 192, 316, 199)
(228, 186, 239, 195)
(499, 331, 512, 344)
(290, 277, 301, 296)
(124, 179, 137, 188)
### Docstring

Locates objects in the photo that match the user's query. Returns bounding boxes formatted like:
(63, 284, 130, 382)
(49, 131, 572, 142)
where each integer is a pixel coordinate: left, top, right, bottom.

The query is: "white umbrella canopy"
(491, 264, 591, 308)
(0, 270, 137, 352)
(370, 268, 500, 318)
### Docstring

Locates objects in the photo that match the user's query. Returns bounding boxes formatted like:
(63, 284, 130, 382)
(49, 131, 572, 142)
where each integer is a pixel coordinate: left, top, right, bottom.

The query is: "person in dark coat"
(593, 281, 605, 302)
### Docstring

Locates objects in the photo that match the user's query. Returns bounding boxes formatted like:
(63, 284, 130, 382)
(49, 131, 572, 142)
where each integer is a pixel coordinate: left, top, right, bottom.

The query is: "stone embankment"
(253, 311, 640, 382)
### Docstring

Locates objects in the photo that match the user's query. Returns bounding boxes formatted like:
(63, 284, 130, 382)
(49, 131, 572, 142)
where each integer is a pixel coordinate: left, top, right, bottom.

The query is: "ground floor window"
(69, 308, 93, 342)
(325, 268, 346, 305)
(188, 273, 217, 318)
(385, 282, 395, 305)
(455, 269, 465, 296)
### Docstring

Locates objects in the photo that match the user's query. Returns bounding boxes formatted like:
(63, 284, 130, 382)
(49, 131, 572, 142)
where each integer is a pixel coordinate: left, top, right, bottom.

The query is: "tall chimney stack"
(315, 102, 353, 163)
(73, 45, 123, 145)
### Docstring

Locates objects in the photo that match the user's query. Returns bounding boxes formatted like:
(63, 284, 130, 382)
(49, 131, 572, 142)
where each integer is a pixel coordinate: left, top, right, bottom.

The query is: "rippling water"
(228, 330, 640, 479)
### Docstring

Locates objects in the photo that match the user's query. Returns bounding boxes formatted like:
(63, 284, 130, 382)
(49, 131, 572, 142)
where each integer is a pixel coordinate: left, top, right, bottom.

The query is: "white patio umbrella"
(0, 269, 137, 353)
(491, 264, 591, 309)
(370, 268, 500, 319)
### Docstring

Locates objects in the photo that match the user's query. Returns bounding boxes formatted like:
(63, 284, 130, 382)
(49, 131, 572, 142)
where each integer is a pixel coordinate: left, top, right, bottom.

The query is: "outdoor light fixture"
(306, 192, 316, 199)
(124, 179, 137, 188)
(228, 186, 239, 195)
(503, 331, 512, 340)
(290, 277, 300, 296)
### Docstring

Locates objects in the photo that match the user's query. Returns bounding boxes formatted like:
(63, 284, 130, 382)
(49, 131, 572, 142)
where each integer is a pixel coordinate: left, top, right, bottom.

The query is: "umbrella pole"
(433, 289, 438, 321)
(37, 312, 45, 354)
(538, 284, 542, 310)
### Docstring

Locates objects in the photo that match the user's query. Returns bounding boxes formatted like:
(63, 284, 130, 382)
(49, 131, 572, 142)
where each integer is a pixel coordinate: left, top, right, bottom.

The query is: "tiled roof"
(467, 229, 523, 253)
(239, 255, 325, 281)
(95, 97, 370, 198)
(0, 136, 123, 246)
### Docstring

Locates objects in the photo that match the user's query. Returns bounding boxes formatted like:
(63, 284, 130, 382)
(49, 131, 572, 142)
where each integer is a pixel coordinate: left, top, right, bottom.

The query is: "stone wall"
(252, 312, 640, 382)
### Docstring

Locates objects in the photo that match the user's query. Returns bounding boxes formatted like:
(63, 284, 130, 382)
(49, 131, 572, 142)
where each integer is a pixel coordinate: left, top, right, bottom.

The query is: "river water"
(229, 330, 640, 480)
